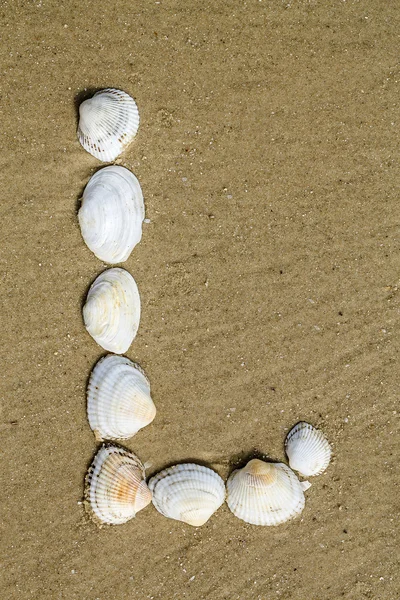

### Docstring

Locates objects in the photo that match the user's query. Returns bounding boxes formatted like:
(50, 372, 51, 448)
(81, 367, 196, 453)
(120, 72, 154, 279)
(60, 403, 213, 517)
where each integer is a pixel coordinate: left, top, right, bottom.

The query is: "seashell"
(285, 422, 331, 477)
(83, 267, 140, 354)
(226, 459, 305, 526)
(300, 480, 312, 491)
(87, 354, 156, 441)
(148, 464, 226, 527)
(85, 444, 152, 525)
(78, 88, 139, 162)
(78, 166, 145, 264)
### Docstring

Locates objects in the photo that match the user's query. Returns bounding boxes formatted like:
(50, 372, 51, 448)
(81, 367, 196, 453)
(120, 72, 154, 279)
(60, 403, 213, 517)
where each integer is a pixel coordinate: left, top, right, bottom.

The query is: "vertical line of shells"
(76, 89, 155, 525)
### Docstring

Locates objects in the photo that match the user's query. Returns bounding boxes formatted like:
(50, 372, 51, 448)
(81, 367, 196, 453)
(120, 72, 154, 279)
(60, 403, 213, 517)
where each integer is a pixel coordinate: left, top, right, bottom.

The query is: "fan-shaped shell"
(78, 88, 139, 162)
(148, 464, 226, 527)
(78, 166, 145, 264)
(83, 267, 140, 354)
(285, 422, 331, 477)
(85, 444, 152, 525)
(87, 354, 156, 441)
(226, 459, 305, 526)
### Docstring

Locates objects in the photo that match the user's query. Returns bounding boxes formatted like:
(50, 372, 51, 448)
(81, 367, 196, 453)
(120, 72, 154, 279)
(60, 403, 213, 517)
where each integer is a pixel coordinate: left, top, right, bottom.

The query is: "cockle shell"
(85, 444, 152, 525)
(83, 267, 140, 354)
(87, 354, 156, 441)
(148, 464, 226, 527)
(226, 459, 305, 526)
(78, 166, 145, 264)
(78, 88, 139, 162)
(285, 422, 331, 477)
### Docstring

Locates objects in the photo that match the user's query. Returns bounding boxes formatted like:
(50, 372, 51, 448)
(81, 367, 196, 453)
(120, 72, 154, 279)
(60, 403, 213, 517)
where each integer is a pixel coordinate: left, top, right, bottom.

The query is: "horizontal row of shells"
(85, 423, 330, 527)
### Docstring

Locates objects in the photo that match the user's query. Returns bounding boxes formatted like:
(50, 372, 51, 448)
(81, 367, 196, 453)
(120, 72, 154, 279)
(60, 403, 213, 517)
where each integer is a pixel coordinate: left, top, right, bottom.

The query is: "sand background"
(1, 0, 399, 598)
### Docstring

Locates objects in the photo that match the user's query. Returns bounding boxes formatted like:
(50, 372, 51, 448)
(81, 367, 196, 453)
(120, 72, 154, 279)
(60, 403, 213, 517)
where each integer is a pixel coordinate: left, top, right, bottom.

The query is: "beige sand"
(1, 0, 399, 598)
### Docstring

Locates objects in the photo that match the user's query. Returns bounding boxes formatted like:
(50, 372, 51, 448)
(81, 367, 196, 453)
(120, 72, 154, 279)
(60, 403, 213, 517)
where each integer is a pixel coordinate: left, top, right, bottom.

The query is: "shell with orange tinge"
(85, 444, 152, 525)
(226, 459, 305, 526)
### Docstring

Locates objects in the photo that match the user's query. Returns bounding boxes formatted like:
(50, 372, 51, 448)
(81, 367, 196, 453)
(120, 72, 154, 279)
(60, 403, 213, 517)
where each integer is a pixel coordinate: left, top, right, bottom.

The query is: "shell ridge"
(285, 422, 331, 477)
(149, 464, 225, 526)
(78, 89, 140, 162)
(87, 354, 154, 440)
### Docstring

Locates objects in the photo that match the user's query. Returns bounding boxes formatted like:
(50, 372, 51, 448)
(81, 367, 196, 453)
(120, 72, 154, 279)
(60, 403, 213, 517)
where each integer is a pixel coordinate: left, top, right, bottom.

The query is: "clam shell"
(87, 354, 156, 441)
(148, 464, 226, 527)
(78, 88, 139, 162)
(285, 422, 331, 477)
(226, 459, 305, 526)
(85, 444, 152, 525)
(83, 268, 140, 354)
(78, 166, 145, 264)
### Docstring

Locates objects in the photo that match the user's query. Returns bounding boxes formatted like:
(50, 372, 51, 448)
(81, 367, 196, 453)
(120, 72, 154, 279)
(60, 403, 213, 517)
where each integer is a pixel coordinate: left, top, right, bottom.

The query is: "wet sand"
(1, 1, 399, 598)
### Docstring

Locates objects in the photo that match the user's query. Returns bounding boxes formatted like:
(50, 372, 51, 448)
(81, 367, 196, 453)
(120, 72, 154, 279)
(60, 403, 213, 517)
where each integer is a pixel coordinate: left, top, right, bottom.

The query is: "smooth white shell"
(78, 166, 145, 264)
(87, 354, 156, 441)
(83, 268, 140, 354)
(148, 464, 226, 527)
(226, 459, 305, 526)
(78, 88, 139, 162)
(85, 444, 152, 524)
(285, 422, 331, 477)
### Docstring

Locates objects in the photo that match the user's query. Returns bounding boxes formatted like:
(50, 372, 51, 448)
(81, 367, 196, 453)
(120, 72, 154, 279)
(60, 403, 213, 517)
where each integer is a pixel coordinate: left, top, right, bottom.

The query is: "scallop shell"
(85, 444, 152, 525)
(78, 88, 139, 162)
(148, 464, 226, 527)
(285, 422, 331, 477)
(83, 267, 140, 354)
(78, 166, 145, 264)
(226, 459, 305, 526)
(87, 354, 156, 441)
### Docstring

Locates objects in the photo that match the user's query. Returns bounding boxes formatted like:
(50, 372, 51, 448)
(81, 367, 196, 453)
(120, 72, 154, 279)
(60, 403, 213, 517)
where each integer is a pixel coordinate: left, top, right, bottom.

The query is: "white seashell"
(78, 166, 145, 264)
(285, 422, 331, 477)
(226, 459, 305, 526)
(300, 480, 312, 491)
(83, 267, 140, 354)
(85, 444, 152, 525)
(78, 88, 139, 162)
(148, 463, 226, 527)
(87, 354, 156, 441)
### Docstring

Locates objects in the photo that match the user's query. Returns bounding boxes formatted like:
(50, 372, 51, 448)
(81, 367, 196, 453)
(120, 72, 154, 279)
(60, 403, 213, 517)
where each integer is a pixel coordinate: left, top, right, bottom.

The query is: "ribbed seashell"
(285, 422, 331, 477)
(148, 464, 226, 527)
(226, 459, 305, 526)
(83, 268, 140, 354)
(78, 166, 145, 264)
(85, 444, 152, 525)
(87, 354, 156, 441)
(78, 88, 139, 162)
